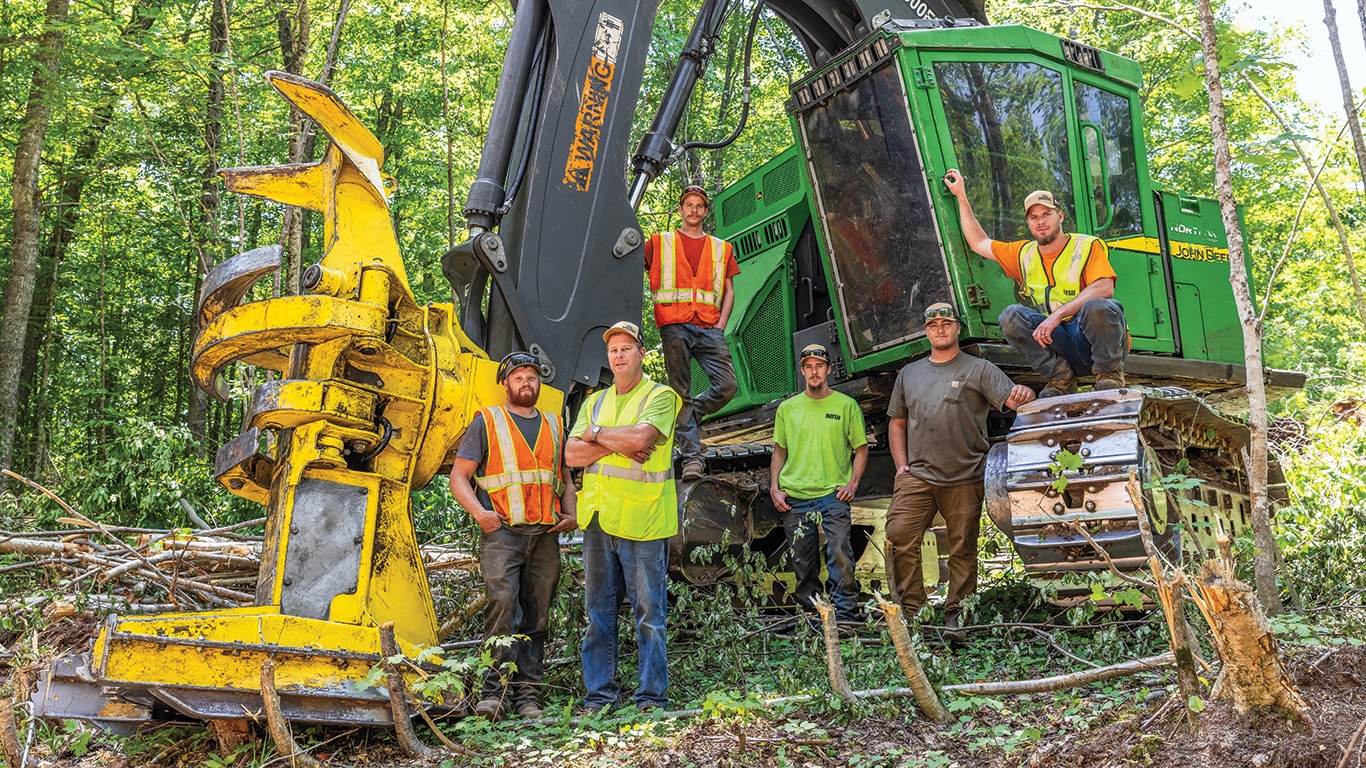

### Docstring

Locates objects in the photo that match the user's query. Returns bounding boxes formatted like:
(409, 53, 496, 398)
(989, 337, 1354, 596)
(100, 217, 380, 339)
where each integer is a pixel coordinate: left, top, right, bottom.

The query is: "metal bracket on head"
(612, 228, 643, 259)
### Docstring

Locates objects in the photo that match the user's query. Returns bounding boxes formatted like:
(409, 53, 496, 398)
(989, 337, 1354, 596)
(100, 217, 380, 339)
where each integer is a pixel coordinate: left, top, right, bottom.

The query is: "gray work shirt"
(887, 351, 1015, 486)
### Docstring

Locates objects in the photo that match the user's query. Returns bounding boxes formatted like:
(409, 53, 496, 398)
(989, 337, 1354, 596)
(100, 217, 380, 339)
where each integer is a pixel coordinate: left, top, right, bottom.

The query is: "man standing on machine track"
(645, 185, 740, 480)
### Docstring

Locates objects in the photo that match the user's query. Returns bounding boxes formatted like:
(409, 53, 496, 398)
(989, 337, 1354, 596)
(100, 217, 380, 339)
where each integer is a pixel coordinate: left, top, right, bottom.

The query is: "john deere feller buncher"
(37, 0, 1301, 734)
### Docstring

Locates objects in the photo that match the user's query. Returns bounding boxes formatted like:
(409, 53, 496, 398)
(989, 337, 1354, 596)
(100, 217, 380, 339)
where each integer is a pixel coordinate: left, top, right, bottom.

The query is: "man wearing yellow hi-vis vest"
(566, 321, 681, 713)
(945, 169, 1129, 398)
(645, 185, 739, 481)
(449, 351, 578, 721)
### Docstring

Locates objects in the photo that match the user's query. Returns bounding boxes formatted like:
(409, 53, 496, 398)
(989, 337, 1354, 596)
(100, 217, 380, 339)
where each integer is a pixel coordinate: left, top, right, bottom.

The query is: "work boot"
(681, 458, 706, 480)
(513, 700, 544, 718)
(474, 698, 503, 721)
(943, 611, 967, 647)
(1038, 374, 1078, 399)
(1094, 370, 1126, 390)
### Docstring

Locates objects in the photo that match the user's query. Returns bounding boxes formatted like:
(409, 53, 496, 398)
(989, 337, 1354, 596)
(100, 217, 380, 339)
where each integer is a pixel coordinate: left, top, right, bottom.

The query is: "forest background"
(2, 0, 1366, 763)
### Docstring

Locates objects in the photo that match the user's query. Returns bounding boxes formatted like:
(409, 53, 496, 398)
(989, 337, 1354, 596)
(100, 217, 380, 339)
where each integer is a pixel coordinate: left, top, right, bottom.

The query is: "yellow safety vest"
(577, 377, 680, 541)
(1019, 234, 1102, 314)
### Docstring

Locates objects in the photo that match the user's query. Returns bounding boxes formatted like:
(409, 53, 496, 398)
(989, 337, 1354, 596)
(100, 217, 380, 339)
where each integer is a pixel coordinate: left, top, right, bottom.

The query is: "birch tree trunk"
(1197, 0, 1282, 615)
(0, 0, 71, 491)
(1324, 0, 1366, 196)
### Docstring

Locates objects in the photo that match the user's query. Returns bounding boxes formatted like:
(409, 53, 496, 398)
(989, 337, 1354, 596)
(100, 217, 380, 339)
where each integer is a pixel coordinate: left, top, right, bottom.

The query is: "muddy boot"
(1038, 374, 1078, 399)
(1094, 370, 1126, 390)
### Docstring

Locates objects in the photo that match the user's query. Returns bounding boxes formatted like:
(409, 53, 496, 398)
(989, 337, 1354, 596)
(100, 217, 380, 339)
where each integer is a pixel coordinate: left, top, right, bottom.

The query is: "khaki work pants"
(884, 473, 985, 614)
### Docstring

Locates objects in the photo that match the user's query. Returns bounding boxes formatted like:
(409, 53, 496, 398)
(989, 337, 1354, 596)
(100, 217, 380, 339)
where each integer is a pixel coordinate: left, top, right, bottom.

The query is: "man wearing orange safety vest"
(645, 185, 740, 480)
(944, 169, 1128, 398)
(449, 351, 578, 721)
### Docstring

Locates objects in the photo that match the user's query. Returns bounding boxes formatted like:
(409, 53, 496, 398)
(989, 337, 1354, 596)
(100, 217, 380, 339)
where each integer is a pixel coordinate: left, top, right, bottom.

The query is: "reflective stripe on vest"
(473, 406, 564, 525)
(651, 232, 728, 325)
(1019, 234, 1098, 314)
(578, 378, 680, 541)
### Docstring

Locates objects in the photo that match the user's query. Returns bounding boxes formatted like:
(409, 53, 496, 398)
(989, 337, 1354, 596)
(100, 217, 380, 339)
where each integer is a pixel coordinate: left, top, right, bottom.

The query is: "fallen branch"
(260, 660, 323, 768)
(873, 593, 949, 721)
(377, 622, 434, 758)
(941, 653, 1176, 696)
(1337, 715, 1366, 768)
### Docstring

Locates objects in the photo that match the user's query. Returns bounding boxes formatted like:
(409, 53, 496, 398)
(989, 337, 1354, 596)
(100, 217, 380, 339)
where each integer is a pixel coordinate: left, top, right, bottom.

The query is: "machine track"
(984, 386, 1270, 600)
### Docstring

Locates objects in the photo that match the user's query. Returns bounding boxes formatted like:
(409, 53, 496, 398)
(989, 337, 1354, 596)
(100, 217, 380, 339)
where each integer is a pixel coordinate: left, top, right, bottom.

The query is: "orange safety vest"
(473, 406, 565, 525)
(648, 231, 731, 326)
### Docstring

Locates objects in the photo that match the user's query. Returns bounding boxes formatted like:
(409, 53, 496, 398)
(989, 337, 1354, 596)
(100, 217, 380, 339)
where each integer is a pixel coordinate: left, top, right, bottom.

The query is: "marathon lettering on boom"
(563, 13, 624, 192)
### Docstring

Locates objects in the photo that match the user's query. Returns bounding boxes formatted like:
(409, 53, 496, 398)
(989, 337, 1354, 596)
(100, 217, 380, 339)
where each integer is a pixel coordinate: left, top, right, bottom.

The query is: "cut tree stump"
(1190, 538, 1310, 722)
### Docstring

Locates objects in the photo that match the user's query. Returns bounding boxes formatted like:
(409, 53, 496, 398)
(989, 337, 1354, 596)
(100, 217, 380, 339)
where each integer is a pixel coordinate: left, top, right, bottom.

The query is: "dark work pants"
(781, 492, 864, 623)
(479, 525, 560, 706)
(660, 323, 738, 460)
(998, 298, 1127, 379)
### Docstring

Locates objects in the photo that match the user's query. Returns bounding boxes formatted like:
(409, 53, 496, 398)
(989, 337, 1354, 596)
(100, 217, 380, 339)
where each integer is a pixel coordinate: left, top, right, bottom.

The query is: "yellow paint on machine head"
(563, 12, 624, 191)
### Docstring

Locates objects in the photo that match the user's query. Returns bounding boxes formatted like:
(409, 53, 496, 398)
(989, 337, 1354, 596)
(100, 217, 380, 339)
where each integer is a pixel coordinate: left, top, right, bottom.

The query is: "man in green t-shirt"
(770, 344, 868, 629)
(886, 302, 1034, 641)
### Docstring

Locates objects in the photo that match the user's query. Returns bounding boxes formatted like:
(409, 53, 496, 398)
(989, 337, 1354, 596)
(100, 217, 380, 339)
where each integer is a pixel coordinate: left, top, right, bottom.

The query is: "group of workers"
(447, 172, 1130, 720)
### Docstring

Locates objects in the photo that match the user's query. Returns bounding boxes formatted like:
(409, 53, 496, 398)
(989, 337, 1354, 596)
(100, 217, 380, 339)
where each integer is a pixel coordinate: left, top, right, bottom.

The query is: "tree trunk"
(441, 0, 455, 248)
(277, 0, 309, 297)
(0, 0, 71, 491)
(1325, 0, 1366, 197)
(189, 0, 229, 452)
(1197, 0, 1282, 615)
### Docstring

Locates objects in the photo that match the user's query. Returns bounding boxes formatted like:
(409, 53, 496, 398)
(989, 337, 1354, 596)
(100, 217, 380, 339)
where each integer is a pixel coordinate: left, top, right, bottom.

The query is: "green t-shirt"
(773, 390, 867, 500)
(568, 379, 677, 446)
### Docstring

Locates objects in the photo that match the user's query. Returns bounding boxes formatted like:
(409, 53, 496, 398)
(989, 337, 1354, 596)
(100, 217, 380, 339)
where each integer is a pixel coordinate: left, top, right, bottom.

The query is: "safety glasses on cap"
(679, 185, 710, 205)
(923, 305, 959, 322)
(497, 351, 540, 383)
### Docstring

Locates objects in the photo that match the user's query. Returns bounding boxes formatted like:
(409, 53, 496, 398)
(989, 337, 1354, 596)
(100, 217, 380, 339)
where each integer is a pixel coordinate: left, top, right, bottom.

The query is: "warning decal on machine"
(563, 12, 623, 192)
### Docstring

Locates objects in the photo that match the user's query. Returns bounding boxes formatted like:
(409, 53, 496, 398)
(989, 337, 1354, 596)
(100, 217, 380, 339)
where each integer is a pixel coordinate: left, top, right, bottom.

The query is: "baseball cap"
(1023, 190, 1061, 214)
(680, 185, 710, 206)
(923, 302, 959, 324)
(799, 344, 831, 364)
(602, 320, 643, 344)
(497, 351, 541, 383)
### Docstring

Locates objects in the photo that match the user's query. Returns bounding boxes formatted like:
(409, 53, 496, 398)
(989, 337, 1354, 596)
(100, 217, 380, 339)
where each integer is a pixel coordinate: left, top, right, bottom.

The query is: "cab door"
(909, 52, 1172, 351)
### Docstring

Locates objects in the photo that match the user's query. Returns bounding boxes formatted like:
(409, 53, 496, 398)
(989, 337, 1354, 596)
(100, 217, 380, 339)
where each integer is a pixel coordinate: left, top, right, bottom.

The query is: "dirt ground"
(5, 624, 1365, 767)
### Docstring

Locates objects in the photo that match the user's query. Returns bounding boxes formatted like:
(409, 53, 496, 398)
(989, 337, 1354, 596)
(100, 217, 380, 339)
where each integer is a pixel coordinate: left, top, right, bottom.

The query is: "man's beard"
(508, 387, 539, 407)
(1035, 228, 1061, 247)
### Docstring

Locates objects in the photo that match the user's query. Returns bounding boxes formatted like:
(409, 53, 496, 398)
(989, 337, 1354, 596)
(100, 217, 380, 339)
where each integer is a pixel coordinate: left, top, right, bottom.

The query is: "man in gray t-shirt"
(885, 303, 1034, 640)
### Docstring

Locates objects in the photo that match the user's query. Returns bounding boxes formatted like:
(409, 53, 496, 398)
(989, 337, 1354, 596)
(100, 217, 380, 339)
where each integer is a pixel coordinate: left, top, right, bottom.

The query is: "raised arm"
(943, 169, 1000, 263)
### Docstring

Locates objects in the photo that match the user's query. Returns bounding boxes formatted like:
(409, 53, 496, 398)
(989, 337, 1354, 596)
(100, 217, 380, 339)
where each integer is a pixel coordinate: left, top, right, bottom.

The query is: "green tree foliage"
(0, 0, 1364, 610)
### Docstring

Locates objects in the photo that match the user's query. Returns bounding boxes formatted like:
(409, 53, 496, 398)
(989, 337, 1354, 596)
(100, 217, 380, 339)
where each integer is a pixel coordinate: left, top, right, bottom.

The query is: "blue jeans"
(781, 492, 864, 623)
(580, 521, 670, 709)
(660, 323, 738, 461)
(998, 299, 1127, 380)
(478, 525, 560, 705)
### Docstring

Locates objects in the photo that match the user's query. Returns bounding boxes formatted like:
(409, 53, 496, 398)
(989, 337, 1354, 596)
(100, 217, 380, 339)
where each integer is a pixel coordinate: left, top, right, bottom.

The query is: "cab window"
(934, 61, 1074, 242)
